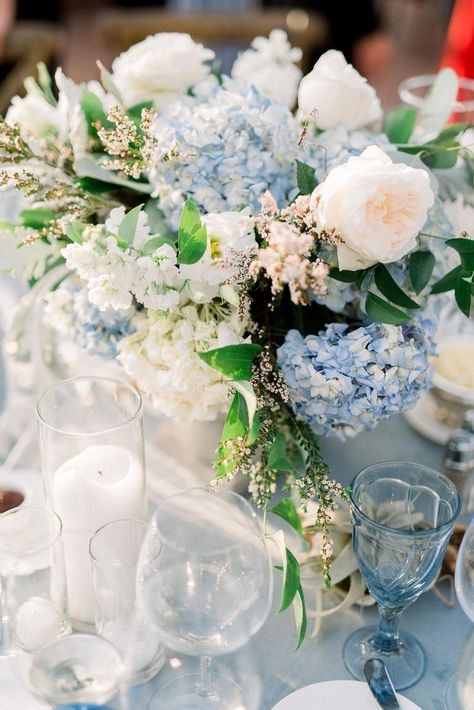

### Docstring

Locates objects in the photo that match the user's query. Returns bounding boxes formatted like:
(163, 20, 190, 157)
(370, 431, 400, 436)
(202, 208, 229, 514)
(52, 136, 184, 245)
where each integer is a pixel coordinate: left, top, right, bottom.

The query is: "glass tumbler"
(89, 519, 165, 685)
(343, 461, 460, 690)
(36, 376, 146, 631)
(0, 506, 70, 654)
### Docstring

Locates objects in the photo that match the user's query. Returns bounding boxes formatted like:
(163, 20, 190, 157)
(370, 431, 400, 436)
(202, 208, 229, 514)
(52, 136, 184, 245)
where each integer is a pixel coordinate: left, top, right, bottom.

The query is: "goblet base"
(148, 672, 247, 709)
(343, 624, 425, 690)
(444, 676, 462, 709)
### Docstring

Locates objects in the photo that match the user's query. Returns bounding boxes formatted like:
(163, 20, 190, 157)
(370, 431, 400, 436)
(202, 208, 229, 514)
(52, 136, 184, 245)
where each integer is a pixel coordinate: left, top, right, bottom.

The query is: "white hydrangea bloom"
(232, 29, 302, 108)
(118, 302, 249, 421)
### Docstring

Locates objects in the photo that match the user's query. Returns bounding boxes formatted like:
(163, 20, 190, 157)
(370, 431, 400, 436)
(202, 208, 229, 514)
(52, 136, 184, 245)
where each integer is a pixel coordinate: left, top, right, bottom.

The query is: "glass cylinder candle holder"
(36, 376, 146, 631)
(0, 506, 70, 654)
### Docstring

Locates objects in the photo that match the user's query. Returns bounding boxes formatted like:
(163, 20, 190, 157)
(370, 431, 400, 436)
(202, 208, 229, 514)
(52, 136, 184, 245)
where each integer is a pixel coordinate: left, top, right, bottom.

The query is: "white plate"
(404, 390, 453, 445)
(271, 680, 423, 710)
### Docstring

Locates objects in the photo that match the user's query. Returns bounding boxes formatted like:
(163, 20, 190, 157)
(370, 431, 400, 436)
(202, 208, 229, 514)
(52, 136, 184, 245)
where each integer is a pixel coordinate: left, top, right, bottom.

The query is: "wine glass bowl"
(344, 462, 461, 690)
(141, 487, 272, 708)
(455, 516, 474, 622)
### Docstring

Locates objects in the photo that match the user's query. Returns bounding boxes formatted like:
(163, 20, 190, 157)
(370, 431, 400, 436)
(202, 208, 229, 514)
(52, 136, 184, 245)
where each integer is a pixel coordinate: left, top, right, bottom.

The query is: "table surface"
(0, 414, 470, 710)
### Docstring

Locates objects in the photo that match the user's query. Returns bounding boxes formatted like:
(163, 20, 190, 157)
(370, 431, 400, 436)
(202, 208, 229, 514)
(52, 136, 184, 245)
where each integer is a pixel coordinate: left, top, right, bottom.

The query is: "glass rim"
(89, 518, 161, 569)
(153, 486, 261, 554)
(399, 73, 474, 110)
(0, 505, 62, 555)
(36, 375, 143, 436)
(349, 461, 461, 538)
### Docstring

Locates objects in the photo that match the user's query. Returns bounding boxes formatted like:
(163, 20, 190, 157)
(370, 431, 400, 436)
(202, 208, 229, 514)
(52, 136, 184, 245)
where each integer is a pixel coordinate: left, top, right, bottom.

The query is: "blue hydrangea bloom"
(277, 319, 436, 438)
(47, 280, 135, 358)
(149, 76, 300, 227)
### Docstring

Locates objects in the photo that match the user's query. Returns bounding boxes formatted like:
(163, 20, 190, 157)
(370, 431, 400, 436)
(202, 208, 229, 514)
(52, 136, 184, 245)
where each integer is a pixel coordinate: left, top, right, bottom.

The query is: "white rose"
(311, 145, 435, 270)
(111, 33, 215, 109)
(297, 50, 382, 130)
(232, 29, 302, 107)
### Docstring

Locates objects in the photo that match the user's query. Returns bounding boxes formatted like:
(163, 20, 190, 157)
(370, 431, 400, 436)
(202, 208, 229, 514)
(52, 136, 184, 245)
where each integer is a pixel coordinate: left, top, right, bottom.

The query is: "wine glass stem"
(373, 605, 403, 652)
(199, 655, 215, 699)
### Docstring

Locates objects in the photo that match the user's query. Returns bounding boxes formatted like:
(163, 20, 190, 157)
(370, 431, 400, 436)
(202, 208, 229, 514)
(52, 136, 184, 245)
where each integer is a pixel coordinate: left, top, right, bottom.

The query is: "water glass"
(141, 487, 273, 709)
(36, 376, 146, 631)
(89, 519, 165, 685)
(0, 506, 70, 654)
(343, 461, 460, 690)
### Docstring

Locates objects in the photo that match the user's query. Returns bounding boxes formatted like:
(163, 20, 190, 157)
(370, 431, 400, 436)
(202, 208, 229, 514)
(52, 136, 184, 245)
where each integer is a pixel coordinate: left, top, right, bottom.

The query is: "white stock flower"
(232, 29, 302, 107)
(117, 302, 249, 421)
(298, 50, 382, 130)
(311, 146, 435, 270)
(111, 33, 215, 109)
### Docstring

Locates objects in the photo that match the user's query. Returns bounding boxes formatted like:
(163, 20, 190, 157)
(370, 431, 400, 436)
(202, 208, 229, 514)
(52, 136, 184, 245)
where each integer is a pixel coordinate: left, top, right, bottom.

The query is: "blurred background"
(0, 0, 462, 116)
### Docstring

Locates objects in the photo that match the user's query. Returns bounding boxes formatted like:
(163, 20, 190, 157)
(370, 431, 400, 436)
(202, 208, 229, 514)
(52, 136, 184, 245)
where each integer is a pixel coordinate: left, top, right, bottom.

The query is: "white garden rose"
(232, 29, 302, 107)
(111, 33, 215, 109)
(311, 146, 435, 271)
(298, 50, 382, 130)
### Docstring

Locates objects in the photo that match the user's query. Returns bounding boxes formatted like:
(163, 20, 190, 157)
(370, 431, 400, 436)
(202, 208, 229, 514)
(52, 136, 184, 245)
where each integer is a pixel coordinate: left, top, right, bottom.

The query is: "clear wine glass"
(140, 487, 273, 709)
(343, 461, 460, 690)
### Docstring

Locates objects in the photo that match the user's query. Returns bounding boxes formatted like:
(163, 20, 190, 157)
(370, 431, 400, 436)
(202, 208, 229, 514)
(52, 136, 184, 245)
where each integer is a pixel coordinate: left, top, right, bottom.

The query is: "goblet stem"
(373, 606, 404, 652)
(198, 655, 216, 699)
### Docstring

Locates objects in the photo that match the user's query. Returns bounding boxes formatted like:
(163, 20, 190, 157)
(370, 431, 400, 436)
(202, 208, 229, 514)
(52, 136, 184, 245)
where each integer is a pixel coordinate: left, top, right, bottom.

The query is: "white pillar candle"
(53, 444, 145, 626)
(15, 597, 63, 650)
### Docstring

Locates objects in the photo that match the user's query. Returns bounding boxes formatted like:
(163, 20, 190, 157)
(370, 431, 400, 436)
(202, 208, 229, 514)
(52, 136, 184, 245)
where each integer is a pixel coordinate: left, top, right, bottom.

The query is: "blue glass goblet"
(343, 461, 460, 690)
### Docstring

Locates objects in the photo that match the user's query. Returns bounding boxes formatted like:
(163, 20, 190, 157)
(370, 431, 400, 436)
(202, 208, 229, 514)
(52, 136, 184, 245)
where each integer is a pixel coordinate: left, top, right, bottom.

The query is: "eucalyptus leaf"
(374, 264, 420, 309)
(383, 107, 417, 144)
(74, 157, 153, 194)
(329, 268, 361, 283)
(278, 547, 300, 613)
(296, 159, 317, 195)
(431, 264, 464, 294)
(409, 250, 435, 294)
(365, 292, 410, 325)
(293, 582, 308, 650)
(270, 498, 303, 535)
(199, 343, 262, 381)
(455, 278, 472, 317)
(117, 204, 144, 246)
(231, 380, 257, 429)
(266, 432, 297, 473)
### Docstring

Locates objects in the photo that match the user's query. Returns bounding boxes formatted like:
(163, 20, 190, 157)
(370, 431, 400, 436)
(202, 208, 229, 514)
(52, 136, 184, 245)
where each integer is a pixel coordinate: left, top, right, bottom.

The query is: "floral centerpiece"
(1, 30, 473, 644)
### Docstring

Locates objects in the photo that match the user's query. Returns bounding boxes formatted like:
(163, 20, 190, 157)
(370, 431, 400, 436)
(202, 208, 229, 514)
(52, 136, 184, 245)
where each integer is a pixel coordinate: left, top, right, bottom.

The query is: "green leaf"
(365, 292, 411, 325)
(21, 208, 55, 229)
(270, 498, 302, 535)
(37, 62, 57, 106)
(141, 236, 176, 255)
(383, 107, 417, 144)
(144, 200, 172, 236)
(433, 122, 469, 142)
(221, 391, 248, 442)
(231, 380, 257, 429)
(117, 204, 144, 247)
(80, 87, 111, 135)
(329, 268, 361, 283)
(278, 547, 300, 613)
(77, 177, 114, 195)
(447, 237, 474, 270)
(178, 197, 201, 235)
(374, 264, 420, 309)
(127, 101, 154, 127)
(431, 264, 464, 294)
(97, 60, 123, 103)
(295, 159, 317, 195)
(455, 278, 472, 317)
(74, 157, 153, 194)
(266, 432, 297, 473)
(409, 250, 436, 294)
(64, 222, 85, 244)
(178, 224, 207, 265)
(199, 343, 262, 381)
(247, 411, 261, 446)
(422, 147, 458, 169)
(293, 582, 308, 650)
